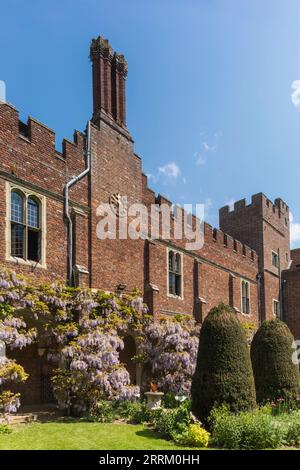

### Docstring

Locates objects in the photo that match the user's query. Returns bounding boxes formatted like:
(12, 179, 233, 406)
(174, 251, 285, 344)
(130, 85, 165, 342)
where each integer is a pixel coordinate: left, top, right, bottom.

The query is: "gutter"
(64, 120, 92, 286)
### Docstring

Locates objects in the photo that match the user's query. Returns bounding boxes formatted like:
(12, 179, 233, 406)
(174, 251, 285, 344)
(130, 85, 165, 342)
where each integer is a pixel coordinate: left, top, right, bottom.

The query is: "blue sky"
(1, 0, 300, 246)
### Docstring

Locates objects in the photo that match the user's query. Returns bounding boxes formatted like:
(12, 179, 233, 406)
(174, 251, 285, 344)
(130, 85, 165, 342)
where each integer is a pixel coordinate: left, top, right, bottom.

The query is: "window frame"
(241, 279, 250, 315)
(167, 248, 183, 299)
(6, 182, 46, 268)
(10, 189, 25, 259)
(272, 250, 279, 269)
(273, 299, 280, 317)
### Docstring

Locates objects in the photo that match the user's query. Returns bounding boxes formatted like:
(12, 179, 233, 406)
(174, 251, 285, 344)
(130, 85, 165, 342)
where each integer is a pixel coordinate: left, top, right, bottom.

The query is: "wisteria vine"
(0, 266, 200, 416)
(138, 316, 200, 396)
(0, 271, 36, 414)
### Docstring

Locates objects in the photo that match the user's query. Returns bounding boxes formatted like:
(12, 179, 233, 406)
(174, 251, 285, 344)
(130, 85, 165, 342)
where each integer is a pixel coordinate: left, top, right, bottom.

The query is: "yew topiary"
(251, 319, 300, 403)
(191, 303, 256, 423)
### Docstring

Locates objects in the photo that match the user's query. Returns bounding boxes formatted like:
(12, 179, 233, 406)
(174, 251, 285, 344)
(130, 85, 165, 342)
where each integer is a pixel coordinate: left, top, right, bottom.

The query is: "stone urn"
(144, 391, 164, 410)
(144, 381, 164, 410)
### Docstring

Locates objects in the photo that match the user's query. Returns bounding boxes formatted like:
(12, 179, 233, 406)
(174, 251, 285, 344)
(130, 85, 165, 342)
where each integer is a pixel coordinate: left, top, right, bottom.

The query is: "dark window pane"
(27, 229, 40, 262)
(272, 252, 279, 268)
(27, 197, 39, 228)
(175, 254, 181, 273)
(169, 272, 175, 295)
(11, 191, 23, 223)
(169, 251, 174, 271)
(242, 281, 250, 314)
(175, 274, 181, 296)
(11, 223, 24, 258)
(242, 281, 246, 298)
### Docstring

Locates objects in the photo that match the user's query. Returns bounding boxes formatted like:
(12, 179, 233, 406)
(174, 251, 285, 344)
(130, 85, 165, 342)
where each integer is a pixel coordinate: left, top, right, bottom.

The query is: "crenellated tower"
(220, 193, 290, 322)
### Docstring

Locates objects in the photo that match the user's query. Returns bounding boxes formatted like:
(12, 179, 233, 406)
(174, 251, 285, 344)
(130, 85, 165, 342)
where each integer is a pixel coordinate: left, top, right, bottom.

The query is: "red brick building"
(0, 36, 297, 404)
(282, 249, 300, 342)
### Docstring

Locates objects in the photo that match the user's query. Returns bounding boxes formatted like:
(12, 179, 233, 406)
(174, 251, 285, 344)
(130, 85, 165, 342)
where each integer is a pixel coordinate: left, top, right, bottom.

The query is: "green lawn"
(0, 422, 206, 450)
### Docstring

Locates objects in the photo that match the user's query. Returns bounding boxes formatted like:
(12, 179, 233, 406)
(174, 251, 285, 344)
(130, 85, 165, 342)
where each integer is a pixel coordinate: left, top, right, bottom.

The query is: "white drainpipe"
(64, 120, 92, 286)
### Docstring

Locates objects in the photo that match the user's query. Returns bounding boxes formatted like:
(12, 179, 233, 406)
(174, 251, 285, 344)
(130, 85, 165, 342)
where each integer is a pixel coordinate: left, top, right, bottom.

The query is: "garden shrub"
(273, 410, 300, 446)
(191, 303, 256, 423)
(209, 406, 283, 450)
(87, 400, 117, 423)
(129, 402, 152, 424)
(251, 319, 300, 403)
(162, 391, 190, 409)
(285, 420, 300, 447)
(152, 403, 191, 441)
(208, 406, 242, 449)
(116, 400, 147, 421)
(176, 424, 210, 448)
(85, 399, 152, 423)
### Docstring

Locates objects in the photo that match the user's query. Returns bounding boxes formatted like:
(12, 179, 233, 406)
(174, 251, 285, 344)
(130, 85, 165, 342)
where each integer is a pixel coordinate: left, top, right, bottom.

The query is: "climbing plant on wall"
(0, 267, 151, 414)
(0, 266, 202, 415)
(0, 270, 36, 414)
(137, 315, 200, 396)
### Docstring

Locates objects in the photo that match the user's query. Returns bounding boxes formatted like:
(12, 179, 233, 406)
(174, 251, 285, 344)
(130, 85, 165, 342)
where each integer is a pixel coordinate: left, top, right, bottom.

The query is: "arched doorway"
(7, 344, 55, 407)
(119, 335, 137, 385)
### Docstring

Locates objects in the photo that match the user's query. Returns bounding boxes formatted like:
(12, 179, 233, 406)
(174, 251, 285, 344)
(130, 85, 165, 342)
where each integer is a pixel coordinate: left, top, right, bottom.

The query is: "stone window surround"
(5, 181, 47, 269)
(273, 299, 280, 317)
(167, 247, 184, 300)
(241, 278, 251, 315)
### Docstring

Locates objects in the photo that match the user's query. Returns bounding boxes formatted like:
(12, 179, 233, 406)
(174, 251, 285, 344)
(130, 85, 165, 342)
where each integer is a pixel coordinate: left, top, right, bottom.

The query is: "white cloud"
(158, 162, 181, 179)
(146, 162, 186, 188)
(195, 153, 206, 166)
(202, 141, 216, 152)
(195, 143, 216, 166)
(291, 80, 300, 108)
(290, 212, 300, 244)
(194, 129, 222, 166)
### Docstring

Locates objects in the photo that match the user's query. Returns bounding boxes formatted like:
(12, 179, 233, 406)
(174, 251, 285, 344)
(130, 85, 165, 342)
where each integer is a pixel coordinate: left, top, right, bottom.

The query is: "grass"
(0, 422, 208, 450)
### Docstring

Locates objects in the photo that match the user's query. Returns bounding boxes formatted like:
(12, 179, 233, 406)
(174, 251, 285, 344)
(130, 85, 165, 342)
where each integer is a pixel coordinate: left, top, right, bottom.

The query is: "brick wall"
(220, 193, 290, 321)
(290, 248, 300, 269)
(283, 268, 300, 341)
(0, 101, 89, 283)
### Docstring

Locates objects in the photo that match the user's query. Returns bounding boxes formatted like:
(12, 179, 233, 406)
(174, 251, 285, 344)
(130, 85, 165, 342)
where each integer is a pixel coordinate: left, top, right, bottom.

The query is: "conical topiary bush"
(251, 318, 300, 403)
(191, 303, 256, 423)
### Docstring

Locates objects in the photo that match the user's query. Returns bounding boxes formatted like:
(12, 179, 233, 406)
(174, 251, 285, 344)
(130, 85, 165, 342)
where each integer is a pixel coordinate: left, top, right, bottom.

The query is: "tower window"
(272, 251, 279, 268)
(168, 250, 182, 297)
(10, 190, 42, 263)
(241, 280, 250, 314)
(273, 300, 280, 317)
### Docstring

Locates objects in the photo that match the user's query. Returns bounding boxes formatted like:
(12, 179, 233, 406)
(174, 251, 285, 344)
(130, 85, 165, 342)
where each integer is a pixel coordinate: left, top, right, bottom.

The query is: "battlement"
(220, 192, 289, 225)
(0, 101, 86, 166)
(150, 192, 257, 263)
(204, 223, 257, 262)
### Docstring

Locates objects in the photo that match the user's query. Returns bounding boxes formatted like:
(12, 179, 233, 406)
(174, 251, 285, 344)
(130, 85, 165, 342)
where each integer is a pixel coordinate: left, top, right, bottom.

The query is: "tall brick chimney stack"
(90, 36, 128, 127)
(111, 53, 127, 126)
